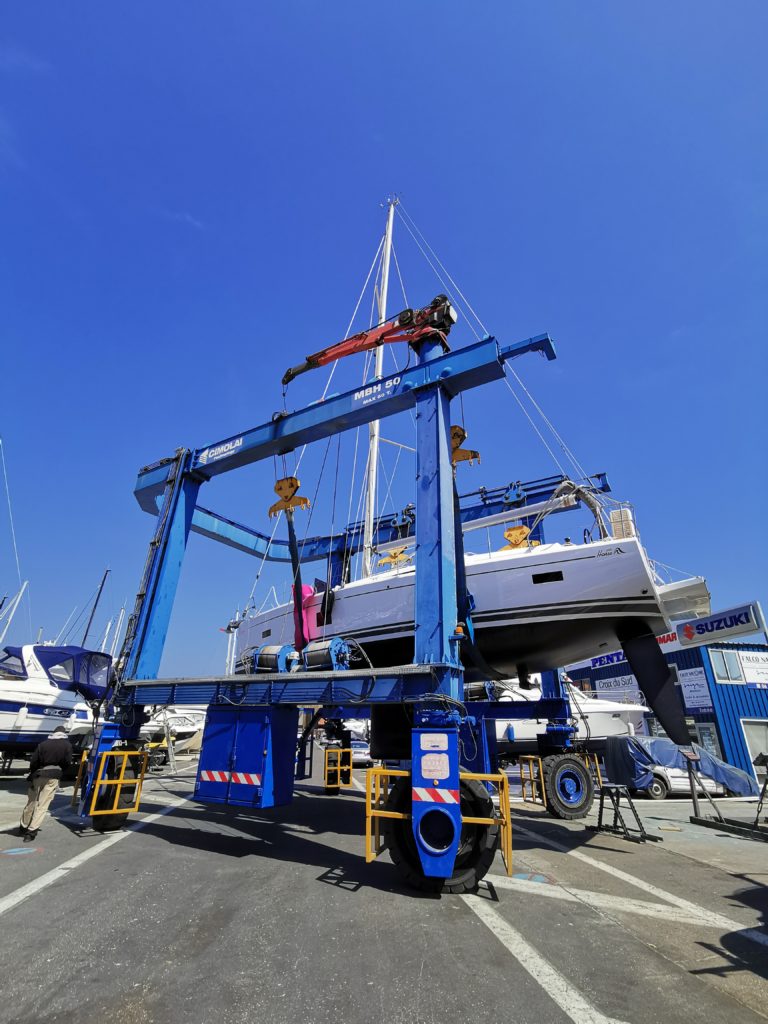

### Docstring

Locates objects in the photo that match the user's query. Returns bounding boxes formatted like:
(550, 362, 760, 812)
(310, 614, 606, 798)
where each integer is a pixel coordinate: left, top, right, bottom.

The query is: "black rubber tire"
(91, 757, 138, 833)
(542, 753, 594, 819)
(646, 775, 669, 801)
(383, 777, 499, 893)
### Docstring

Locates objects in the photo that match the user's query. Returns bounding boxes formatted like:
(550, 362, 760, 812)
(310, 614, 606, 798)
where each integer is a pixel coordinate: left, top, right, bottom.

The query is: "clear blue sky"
(1, 4, 766, 675)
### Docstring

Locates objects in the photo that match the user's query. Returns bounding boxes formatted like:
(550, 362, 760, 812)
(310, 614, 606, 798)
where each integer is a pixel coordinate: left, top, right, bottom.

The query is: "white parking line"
(489, 875, 708, 925)
(462, 894, 630, 1024)
(514, 822, 768, 949)
(0, 794, 189, 919)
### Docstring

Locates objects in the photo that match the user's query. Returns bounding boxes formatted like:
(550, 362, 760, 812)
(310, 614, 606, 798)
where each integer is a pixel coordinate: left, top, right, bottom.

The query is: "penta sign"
(676, 603, 763, 647)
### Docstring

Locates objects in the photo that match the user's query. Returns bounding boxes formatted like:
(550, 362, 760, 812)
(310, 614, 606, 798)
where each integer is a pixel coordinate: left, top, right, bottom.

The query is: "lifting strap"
(286, 509, 307, 652)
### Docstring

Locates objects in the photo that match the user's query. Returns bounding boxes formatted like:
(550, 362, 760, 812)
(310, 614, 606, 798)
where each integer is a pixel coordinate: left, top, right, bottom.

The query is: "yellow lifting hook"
(500, 524, 540, 550)
(268, 476, 311, 518)
(450, 425, 480, 466)
(377, 546, 413, 568)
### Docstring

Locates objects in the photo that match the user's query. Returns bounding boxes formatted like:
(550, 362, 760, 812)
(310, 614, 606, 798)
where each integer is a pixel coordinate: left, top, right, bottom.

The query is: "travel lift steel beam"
(90, 322, 590, 891)
(134, 471, 611, 581)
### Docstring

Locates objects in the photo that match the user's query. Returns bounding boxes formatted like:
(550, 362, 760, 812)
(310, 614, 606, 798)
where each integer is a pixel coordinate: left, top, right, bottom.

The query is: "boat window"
(532, 571, 564, 584)
(0, 651, 25, 677)
(87, 654, 111, 688)
(48, 657, 75, 683)
(710, 649, 744, 683)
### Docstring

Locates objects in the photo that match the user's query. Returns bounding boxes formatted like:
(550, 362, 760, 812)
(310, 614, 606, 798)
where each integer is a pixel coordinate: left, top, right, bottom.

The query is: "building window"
(710, 649, 744, 683)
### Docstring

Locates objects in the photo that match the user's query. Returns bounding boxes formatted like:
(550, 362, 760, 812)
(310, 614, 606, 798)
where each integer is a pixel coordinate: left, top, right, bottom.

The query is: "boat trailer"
(78, 315, 600, 891)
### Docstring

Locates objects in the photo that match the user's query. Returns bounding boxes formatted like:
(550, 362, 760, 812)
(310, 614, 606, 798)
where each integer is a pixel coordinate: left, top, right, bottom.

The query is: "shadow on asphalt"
(137, 817, 440, 900)
(108, 788, 442, 899)
(510, 805, 639, 855)
(691, 873, 768, 981)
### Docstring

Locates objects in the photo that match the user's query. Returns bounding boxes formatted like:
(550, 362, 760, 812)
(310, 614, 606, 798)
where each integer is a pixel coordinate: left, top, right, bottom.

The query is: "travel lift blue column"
(408, 334, 465, 878)
(83, 449, 204, 801)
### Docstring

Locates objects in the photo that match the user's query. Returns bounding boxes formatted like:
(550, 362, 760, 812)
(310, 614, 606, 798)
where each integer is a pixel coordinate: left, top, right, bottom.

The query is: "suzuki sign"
(676, 603, 763, 647)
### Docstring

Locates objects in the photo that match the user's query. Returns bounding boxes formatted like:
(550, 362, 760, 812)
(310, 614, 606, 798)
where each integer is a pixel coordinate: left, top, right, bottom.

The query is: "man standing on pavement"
(19, 724, 74, 841)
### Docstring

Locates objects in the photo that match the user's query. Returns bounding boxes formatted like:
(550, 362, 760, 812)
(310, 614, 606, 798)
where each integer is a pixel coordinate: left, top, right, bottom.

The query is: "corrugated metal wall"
(701, 643, 768, 776)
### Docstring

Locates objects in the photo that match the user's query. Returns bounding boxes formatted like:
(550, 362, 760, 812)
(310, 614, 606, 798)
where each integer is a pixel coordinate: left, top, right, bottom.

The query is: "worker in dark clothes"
(19, 725, 74, 841)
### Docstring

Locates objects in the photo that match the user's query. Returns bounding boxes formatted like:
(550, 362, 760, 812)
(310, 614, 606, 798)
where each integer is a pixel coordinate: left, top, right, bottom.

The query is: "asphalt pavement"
(0, 758, 765, 1024)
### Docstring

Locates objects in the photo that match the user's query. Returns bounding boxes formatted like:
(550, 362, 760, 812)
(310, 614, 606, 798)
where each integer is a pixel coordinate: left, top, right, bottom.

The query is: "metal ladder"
(114, 449, 189, 683)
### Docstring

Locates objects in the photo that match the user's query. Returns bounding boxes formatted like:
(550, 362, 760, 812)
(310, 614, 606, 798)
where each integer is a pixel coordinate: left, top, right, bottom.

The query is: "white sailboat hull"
(239, 536, 671, 676)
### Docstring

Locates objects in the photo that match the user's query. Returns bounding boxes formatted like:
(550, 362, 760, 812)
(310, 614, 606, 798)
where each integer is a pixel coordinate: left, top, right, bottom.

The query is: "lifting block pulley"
(450, 425, 480, 466)
(500, 524, 539, 550)
(268, 476, 311, 518)
(377, 545, 413, 568)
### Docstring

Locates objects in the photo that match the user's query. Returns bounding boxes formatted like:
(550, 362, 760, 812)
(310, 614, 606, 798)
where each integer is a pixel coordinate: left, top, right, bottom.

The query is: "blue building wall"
(700, 643, 768, 777)
(574, 641, 768, 779)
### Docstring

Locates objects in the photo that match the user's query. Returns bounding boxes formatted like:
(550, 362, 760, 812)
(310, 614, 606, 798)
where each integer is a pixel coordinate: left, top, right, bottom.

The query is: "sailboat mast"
(362, 196, 397, 578)
(82, 568, 110, 647)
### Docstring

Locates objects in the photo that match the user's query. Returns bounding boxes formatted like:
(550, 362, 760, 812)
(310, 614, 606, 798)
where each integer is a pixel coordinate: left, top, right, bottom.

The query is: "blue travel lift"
(80, 316, 598, 891)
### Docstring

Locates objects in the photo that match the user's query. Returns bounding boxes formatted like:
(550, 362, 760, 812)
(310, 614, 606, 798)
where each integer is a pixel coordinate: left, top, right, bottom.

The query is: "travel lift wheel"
(541, 753, 594, 819)
(383, 777, 499, 893)
(90, 757, 139, 833)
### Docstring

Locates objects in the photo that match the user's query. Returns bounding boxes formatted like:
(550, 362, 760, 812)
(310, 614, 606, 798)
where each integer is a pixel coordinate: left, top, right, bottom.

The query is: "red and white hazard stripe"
(231, 772, 261, 786)
(412, 787, 459, 804)
(199, 770, 230, 783)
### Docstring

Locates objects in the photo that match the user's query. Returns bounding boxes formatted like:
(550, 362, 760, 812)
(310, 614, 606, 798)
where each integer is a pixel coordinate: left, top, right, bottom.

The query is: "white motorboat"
(139, 705, 208, 749)
(490, 678, 648, 756)
(0, 644, 110, 754)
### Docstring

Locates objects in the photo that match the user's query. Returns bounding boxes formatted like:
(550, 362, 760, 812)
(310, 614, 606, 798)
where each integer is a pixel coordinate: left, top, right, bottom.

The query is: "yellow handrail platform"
(324, 746, 353, 790)
(365, 768, 513, 876)
(519, 755, 547, 808)
(88, 750, 149, 817)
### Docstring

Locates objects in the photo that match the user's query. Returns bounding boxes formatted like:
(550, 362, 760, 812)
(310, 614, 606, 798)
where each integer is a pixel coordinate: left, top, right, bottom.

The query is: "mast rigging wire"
(391, 240, 409, 309)
(0, 438, 32, 636)
(505, 364, 593, 485)
(246, 236, 386, 611)
(397, 203, 489, 337)
(394, 203, 596, 490)
(393, 212, 481, 341)
(502, 370, 567, 476)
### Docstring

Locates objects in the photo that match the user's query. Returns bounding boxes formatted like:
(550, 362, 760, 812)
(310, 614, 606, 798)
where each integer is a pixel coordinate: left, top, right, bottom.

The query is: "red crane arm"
(282, 295, 457, 386)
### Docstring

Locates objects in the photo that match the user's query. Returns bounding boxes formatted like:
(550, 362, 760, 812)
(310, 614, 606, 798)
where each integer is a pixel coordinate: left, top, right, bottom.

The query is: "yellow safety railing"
(519, 754, 547, 807)
(461, 770, 513, 877)
(578, 752, 603, 787)
(365, 767, 410, 861)
(70, 749, 91, 808)
(87, 749, 149, 817)
(364, 767, 512, 876)
(324, 746, 353, 789)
